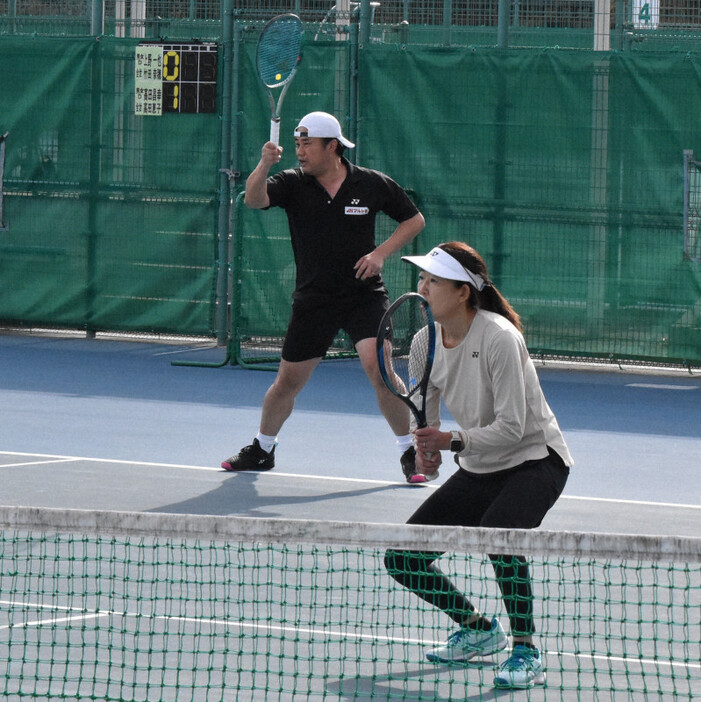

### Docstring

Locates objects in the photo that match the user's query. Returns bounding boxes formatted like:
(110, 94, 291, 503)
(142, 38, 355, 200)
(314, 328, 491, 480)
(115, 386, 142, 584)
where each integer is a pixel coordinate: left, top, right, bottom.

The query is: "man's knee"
(270, 360, 319, 398)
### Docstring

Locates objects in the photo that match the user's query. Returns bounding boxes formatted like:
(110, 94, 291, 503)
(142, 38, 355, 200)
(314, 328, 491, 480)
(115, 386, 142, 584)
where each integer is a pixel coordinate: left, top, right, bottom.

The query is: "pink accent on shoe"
(408, 473, 428, 483)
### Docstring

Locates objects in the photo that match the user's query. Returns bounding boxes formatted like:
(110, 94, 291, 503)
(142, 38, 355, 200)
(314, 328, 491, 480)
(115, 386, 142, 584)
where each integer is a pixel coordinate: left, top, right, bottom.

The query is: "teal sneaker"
(426, 618, 507, 663)
(493, 644, 546, 689)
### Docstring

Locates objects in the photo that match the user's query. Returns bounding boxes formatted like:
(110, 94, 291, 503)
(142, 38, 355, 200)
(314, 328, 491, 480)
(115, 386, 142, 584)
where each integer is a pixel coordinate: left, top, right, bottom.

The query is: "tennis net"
(1, 506, 699, 701)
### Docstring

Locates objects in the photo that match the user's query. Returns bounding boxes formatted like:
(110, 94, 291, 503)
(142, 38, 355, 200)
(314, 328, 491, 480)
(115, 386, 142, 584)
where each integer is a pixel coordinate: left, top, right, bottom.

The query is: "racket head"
(376, 292, 436, 427)
(256, 14, 304, 89)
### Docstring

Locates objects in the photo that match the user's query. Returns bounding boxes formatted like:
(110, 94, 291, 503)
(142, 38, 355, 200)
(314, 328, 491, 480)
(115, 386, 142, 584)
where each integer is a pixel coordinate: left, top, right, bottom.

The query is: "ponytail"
(438, 242, 523, 333)
(477, 284, 522, 333)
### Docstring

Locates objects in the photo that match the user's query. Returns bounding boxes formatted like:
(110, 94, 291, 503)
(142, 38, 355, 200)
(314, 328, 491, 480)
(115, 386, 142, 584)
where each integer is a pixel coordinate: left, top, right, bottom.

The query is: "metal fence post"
(359, 0, 372, 45)
(172, 1, 236, 367)
(215, 0, 235, 346)
(493, 0, 510, 283)
(86, 7, 104, 335)
(442, 0, 452, 46)
(497, 0, 510, 48)
(90, 0, 104, 36)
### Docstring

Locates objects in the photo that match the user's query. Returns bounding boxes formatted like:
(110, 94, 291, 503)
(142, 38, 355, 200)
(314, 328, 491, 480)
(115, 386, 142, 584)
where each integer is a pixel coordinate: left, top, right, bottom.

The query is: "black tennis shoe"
(221, 439, 275, 472)
(401, 446, 425, 484)
(401, 446, 439, 484)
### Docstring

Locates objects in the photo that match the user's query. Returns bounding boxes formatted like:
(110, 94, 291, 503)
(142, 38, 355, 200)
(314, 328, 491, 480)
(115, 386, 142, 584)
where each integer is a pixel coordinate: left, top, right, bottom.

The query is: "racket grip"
(270, 119, 280, 146)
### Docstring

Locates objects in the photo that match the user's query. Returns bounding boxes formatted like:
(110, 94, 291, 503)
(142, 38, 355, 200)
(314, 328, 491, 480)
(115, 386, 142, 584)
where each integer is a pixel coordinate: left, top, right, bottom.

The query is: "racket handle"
(270, 118, 280, 146)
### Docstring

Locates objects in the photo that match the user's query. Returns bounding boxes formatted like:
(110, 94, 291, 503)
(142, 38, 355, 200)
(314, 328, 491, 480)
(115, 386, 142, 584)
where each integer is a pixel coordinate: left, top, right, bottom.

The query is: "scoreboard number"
(135, 42, 218, 116)
(632, 0, 658, 28)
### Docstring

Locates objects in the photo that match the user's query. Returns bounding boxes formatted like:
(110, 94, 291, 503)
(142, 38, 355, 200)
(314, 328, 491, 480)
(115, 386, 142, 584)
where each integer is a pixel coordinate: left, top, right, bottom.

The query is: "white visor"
(402, 247, 486, 291)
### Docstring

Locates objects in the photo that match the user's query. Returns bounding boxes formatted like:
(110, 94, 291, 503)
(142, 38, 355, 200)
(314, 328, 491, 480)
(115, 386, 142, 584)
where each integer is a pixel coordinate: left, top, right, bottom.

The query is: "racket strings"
(257, 22, 303, 87)
(380, 305, 432, 398)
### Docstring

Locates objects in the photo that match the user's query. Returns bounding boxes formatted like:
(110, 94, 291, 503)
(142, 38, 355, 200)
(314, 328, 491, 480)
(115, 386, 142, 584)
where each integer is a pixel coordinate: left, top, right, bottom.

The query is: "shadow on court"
(324, 662, 539, 701)
(151, 473, 407, 518)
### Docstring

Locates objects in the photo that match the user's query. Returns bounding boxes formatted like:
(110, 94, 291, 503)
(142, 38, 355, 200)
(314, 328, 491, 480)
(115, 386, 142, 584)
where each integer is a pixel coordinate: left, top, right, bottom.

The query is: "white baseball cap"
(402, 246, 486, 291)
(294, 111, 355, 148)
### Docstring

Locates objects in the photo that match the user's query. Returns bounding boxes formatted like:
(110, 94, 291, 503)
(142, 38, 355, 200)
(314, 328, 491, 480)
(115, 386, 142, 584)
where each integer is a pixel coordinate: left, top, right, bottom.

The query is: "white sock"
(256, 432, 277, 453)
(396, 434, 414, 453)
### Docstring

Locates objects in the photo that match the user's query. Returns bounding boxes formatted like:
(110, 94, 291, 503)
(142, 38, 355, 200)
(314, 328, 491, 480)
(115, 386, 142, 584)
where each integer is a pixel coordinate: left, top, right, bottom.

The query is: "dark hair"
(321, 137, 345, 157)
(438, 241, 522, 332)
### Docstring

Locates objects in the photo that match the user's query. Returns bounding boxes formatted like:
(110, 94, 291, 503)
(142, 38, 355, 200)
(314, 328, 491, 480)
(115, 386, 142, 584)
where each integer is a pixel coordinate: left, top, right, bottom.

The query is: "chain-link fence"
(3, 0, 701, 49)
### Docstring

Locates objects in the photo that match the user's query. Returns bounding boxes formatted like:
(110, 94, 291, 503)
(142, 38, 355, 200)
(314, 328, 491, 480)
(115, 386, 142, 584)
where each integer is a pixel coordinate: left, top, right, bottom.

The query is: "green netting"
(0, 509, 699, 700)
(0, 36, 220, 336)
(234, 41, 701, 367)
(0, 27, 700, 363)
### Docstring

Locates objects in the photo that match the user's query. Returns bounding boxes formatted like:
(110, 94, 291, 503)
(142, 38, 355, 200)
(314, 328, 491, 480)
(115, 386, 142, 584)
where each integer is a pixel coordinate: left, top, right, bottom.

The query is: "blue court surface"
(1, 331, 700, 702)
(1, 331, 699, 536)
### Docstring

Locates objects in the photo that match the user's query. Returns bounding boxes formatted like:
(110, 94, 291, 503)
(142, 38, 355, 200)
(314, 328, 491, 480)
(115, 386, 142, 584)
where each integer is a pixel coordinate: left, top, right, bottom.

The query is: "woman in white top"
(384, 241, 573, 690)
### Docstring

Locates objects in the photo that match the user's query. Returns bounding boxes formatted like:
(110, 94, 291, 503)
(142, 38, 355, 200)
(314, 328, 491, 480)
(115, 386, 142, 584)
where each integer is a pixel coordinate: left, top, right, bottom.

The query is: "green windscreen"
(1, 31, 700, 365)
(0, 37, 220, 336)
(234, 43, 701, 366)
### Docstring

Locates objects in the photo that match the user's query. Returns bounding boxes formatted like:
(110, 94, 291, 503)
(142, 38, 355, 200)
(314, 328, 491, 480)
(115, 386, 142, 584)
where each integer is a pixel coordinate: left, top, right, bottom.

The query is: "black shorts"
(407, 447, 570, 530)
(282, 290, 390, 363)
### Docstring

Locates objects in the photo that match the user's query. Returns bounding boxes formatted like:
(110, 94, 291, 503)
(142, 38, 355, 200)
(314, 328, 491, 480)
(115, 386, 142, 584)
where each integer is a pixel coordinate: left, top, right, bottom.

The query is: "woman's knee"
(384, 549, 440, 582)
(384, 549, 407, 580)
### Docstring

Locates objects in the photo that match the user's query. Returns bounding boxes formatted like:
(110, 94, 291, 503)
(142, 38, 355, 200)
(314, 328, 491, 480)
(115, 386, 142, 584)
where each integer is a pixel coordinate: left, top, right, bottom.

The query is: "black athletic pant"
(384, 447, 569, 637)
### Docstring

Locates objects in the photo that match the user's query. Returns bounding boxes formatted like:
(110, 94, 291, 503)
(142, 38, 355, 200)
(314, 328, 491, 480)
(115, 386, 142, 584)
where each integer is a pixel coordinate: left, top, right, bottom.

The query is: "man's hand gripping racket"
(256, 14, 304, 146)
(376, 293, 440, 481)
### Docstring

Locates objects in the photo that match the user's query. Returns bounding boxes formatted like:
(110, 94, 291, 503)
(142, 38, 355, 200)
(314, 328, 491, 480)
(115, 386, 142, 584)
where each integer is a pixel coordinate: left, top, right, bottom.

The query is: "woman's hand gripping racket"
(256, 14, 304, 146)
(376, 293, 438, 480)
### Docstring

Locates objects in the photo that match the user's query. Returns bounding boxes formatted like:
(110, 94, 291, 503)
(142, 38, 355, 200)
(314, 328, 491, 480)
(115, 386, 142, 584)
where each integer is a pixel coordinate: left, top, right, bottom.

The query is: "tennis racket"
(376, 293, 436, 430)
(255, 14, 304, 146)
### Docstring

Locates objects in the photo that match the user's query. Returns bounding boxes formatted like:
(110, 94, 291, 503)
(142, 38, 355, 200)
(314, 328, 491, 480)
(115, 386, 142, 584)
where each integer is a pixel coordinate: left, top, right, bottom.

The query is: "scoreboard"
(135, 42, 218, 115)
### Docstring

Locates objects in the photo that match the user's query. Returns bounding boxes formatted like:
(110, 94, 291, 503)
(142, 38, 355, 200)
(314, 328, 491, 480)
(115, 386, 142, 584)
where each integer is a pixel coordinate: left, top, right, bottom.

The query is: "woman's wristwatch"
(450, 431, 464, 453)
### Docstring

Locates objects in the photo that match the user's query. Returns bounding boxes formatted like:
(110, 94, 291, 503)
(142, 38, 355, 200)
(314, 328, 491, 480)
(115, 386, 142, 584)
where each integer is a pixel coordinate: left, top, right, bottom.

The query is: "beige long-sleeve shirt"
(421, 309, 574, 475)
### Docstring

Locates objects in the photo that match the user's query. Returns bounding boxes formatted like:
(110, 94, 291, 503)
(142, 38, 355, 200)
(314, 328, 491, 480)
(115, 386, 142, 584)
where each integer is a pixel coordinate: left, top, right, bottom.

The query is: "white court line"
(0, 600, 109, 630)
(557, 494, 701, 510)
(626, 383, 698, 391)
(3, 612, 108, 630)
(1, 450, 699, 511)
(0, 458, 78, 469)
(0, 598, 696, 674)
(152, 346, 219, 358)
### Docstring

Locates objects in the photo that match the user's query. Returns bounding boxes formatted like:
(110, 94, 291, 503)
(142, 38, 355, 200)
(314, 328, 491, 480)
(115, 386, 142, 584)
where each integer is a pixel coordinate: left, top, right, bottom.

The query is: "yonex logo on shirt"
(472, 351, 480, 358)
(345, 206, 369, 215)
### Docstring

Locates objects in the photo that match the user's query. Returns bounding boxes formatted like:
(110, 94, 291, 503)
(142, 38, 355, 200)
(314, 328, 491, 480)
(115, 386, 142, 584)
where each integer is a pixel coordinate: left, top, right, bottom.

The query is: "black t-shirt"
(266, 157, 419, 295)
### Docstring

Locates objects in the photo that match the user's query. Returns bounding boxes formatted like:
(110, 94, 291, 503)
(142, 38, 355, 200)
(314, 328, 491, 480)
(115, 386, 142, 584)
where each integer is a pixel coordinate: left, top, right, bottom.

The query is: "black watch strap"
(450, 431, 464, 452)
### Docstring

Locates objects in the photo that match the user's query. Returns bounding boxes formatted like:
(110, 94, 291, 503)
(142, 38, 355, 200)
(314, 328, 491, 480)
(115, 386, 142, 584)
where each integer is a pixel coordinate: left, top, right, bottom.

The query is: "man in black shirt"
(221, 112, 426, 482)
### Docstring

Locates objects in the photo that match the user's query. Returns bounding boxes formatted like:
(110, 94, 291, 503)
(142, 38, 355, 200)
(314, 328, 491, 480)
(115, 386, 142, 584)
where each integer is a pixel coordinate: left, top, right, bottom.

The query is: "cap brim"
(294, 126, 355, 149)
(401, 254, 469, 282)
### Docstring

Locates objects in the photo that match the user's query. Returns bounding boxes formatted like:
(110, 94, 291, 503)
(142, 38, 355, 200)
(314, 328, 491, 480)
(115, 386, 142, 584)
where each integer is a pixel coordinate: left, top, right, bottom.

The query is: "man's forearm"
(376, 212, 426, 259)
(244, 161, 271, 209)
